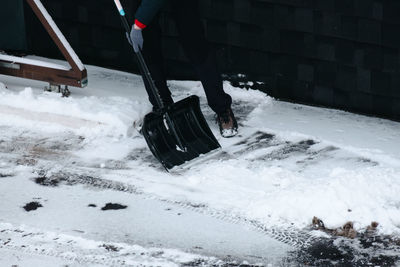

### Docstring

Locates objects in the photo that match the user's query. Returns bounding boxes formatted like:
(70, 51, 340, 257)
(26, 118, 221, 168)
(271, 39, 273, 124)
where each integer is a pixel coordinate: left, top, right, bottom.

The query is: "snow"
(0, 222, 221, 267)
(0, 54, 70, 71)
(0, 164, 288, 265)
(1, 57, 400, 264)
(0, 81, 148, 137)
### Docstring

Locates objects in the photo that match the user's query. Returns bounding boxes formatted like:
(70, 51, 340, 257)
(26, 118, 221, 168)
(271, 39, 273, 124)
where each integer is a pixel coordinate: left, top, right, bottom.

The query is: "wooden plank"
(0, 0, 87, 88)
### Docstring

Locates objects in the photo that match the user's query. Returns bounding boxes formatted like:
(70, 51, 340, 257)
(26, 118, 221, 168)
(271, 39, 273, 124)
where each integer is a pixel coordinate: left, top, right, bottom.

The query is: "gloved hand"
(126, 25, 143, 53)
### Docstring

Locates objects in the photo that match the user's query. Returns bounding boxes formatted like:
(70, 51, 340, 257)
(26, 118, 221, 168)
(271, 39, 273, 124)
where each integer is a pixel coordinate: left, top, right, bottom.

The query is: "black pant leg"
(138, 13, 173, 108)
(170, 0, 232, 114)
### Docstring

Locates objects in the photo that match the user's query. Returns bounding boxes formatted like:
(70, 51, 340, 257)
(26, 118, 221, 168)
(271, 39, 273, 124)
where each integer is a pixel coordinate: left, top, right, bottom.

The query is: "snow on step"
(0, 54, 70, 71)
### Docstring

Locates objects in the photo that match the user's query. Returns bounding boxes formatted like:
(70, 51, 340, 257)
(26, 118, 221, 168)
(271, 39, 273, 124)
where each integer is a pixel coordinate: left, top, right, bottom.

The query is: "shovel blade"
(142, 95, 221, 170)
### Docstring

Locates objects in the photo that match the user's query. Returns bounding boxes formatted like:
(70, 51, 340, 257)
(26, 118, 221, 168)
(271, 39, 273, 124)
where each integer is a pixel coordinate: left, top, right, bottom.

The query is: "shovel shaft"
(113, 0, 187, 153)
(113, 0, 164, 109)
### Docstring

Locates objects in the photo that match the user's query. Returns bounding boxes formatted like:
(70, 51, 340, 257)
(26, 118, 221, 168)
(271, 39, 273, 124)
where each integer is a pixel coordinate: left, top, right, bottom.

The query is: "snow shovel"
(113, 0, 221, 170)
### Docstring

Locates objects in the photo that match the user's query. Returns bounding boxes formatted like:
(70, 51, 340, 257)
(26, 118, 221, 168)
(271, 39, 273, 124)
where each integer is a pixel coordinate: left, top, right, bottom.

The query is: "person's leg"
(137, 12, 173, 109)
(170, 0, 232, 115)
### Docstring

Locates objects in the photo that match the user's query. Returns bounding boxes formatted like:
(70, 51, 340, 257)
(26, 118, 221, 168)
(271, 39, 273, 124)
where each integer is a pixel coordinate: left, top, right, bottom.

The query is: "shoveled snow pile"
(0, 82, 147, 137)
(1, 59, 400, 240)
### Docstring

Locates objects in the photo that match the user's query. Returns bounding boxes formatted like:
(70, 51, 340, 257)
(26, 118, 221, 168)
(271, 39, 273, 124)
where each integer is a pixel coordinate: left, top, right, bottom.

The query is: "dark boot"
(216, 108, 238, 138)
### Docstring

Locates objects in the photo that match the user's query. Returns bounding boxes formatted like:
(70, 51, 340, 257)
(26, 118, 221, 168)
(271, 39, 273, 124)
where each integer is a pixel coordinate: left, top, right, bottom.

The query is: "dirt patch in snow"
(311, 216, 378, 239)
(16, 157, 37, 166)
(295, 237, 400, 266)
(101, 244, 120, 252)
(101, 203, 127, 211)
(34, 176, 60, 187)
(23, 201, 43, 212)
(290, 217, 400, 266)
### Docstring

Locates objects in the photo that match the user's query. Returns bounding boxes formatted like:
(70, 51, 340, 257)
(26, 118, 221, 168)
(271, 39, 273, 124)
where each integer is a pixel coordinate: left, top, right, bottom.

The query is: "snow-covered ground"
(0, 56, 400, 266)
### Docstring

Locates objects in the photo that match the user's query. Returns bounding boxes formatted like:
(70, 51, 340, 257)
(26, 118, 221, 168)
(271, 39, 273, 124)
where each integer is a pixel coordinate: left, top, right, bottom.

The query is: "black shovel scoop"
(113, 0, 221, 170)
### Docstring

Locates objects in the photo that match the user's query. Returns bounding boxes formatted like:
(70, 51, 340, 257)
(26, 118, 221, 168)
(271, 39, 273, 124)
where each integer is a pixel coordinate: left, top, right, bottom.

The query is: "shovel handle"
(113, 0, 131, 33)
(113, 0, 164, 109)
(113, 0, 125, 16)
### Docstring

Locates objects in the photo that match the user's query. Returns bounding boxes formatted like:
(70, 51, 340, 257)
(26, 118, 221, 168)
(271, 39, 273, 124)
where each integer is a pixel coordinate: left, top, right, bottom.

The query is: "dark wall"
(0, 0, 27, 51)
(23, 0, 400, 120)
